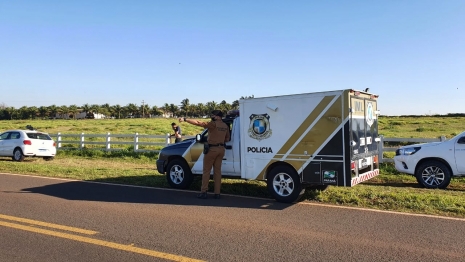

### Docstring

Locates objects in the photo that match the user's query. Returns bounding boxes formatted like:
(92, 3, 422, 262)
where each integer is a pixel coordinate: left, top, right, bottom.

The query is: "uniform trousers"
(201, 146, 225, 194)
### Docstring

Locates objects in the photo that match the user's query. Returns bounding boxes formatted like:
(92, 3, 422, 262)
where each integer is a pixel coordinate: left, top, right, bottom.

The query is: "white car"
(394, 131, 465, 189)
(0, 127, 57, 162)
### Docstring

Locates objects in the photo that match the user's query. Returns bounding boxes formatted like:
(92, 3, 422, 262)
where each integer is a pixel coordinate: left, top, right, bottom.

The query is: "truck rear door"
(350, 92, 379, 165)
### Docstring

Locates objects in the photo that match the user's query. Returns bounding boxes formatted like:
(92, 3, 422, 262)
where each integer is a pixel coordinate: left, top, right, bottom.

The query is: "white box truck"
(156, 89, 380, 202)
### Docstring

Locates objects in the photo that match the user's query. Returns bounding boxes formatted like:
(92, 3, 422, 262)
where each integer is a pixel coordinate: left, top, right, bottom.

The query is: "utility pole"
(142, 100, 145, 118)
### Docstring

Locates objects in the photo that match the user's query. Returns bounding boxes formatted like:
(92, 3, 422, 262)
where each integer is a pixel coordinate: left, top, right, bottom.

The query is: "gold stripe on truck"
(255, 94, 344, 180)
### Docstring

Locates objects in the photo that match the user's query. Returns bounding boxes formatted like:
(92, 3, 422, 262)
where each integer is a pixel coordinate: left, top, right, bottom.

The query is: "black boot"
(214, 194, 221, 199)
(197, 192, 207, 199)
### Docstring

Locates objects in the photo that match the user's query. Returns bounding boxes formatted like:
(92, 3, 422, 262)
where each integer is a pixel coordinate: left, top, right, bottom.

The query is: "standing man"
(179, 110, 230, 199)
(170, 122, 182, 143)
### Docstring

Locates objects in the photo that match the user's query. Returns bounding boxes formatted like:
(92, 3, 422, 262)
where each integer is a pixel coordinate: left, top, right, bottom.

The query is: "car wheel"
(12, 148, 25, 162)
(267, 165, 304, 203)
(166, 159, 193, 189)
(43, 156, 54, 161)
(415, 161, 451, 189)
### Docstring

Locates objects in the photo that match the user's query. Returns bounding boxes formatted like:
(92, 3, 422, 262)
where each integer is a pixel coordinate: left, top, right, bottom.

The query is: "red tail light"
(23, 140, 32, 145)
(53, 142, 56, 147)
(374, 155, 378, 163)
(351, 161, 355, 170)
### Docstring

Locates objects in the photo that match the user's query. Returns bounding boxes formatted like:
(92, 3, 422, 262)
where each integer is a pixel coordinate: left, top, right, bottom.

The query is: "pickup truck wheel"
(12, 148, 25, 162)
(267, 166, 304, 203)
(415, 161, 451, 189)
(166, 159, 193, 189)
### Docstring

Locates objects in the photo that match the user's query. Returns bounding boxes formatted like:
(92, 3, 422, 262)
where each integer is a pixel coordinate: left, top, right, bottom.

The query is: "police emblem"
(248, 114, 272, 141)
(366, 102, 374, 127)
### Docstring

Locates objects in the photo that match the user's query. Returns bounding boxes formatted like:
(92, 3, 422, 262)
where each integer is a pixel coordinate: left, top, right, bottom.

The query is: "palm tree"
(180, 98, 190, 116)
(219, 100, 231, 114)
(150, 105, 162, 117)
(140, 103, 150, 118)
(90, 104, 100, 114)
(38, 106, 49, 119)
(205, 101, 217, 114)
(112, 104, 123, 119)
(28, 106, 39, 120)
(60, 105, 70, 119)
(48, 105, 58, 119)
(100, 103, 111, 118)
(231, 100, 239, 110)
(18, 106, 29, 120)
(82, 104, 91, 116)
(169, 103, 179, 117)
(68, 105, 78, 119)
(126, 103, 138, 118)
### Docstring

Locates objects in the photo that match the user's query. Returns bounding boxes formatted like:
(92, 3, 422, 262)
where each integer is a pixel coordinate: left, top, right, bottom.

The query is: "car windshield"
(26, 132, 52, 140)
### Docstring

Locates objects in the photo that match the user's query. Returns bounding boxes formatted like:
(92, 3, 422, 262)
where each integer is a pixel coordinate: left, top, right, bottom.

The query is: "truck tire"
(415, 160, 451, 189)
(267, 165, 304, 203)
(166, 159, 193, 189)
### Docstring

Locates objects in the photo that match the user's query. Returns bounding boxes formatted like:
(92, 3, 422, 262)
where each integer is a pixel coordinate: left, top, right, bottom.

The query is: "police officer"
(179, 110, 230, 199)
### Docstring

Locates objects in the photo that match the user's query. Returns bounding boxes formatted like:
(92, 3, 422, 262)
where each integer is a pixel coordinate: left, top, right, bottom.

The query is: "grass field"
(1, 116, 465, 217)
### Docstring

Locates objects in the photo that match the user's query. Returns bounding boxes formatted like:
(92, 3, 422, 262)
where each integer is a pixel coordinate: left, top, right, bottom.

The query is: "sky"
(0, 1, 464, 116)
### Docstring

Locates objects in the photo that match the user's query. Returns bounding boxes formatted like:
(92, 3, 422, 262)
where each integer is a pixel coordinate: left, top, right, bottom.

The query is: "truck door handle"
(225, 145, 232, 149)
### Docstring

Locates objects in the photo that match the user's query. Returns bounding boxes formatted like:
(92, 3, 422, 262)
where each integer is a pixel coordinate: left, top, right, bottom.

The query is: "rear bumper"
(23, 148, 56, 157)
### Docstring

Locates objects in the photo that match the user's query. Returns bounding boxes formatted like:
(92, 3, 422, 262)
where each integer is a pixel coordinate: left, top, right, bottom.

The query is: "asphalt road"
(1, 173, 464, 262)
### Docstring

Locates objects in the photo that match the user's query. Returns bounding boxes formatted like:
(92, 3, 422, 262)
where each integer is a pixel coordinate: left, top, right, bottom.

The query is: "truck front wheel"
(267, 166, 304, 203)
(166, 159, 193, 189)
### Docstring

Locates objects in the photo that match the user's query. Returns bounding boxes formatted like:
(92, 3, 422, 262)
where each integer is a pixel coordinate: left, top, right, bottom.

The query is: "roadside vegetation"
(1, 116, 465, 218)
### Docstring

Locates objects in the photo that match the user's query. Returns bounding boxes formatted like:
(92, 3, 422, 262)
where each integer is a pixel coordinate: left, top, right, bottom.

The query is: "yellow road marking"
(0, 214, 98, 235)
(0, 220, 205, 262)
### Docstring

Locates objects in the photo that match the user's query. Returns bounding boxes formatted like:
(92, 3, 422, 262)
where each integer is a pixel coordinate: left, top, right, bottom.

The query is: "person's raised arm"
(179, 117, 208, 128)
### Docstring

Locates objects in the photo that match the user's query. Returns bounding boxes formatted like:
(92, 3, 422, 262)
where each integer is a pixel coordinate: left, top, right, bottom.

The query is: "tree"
(82, 104, 91, 115)
(68, 105, 78, 119)
(18, 106, 29, 119)
(28, 106, 39, 120)
(59, 105, 70, 119)
(168, 103, 179, 117)
(126, 103, 138, 118)
(48, 105, 58, 119)
(231, 100, 239, 109)
(150, 105, 162, 117)
(112, 104, 123, 119)
(100, 103, 112, 118)
(218, 100, 231, 114)
(205, 101, 217, 114)
(180, 98, 190, 117)
(38, 106, 49, 119)
(140, 103, 150, 118)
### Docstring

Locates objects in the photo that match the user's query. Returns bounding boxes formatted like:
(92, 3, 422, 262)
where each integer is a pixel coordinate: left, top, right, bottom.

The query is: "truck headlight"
(396, 147, 421, 156)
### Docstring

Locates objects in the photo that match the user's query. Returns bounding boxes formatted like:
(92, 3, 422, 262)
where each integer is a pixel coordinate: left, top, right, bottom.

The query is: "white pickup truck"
(394, 131, 465, 188)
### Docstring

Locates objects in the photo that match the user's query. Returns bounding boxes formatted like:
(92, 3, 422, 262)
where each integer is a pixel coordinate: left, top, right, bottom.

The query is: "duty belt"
(208, 144, 224, 147)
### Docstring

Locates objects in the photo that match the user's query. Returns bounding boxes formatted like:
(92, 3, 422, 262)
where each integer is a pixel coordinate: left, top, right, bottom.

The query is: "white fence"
(53, 133, 195, 153)
(378, 135, 446, 163)
(52, 133, 447, 162)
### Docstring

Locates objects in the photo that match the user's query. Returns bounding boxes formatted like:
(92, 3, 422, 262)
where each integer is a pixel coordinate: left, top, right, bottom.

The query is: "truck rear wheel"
(267, 166, 304, 203)
(415, 160, 451, 189)
(166, 159, 193, 189)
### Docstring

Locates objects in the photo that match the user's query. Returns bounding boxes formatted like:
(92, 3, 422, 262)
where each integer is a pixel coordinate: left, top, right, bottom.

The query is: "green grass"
(1, 117, 465, 217)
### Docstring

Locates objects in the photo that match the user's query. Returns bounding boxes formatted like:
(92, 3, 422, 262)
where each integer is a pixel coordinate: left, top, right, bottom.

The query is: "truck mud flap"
(351, 169, 380, 186)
